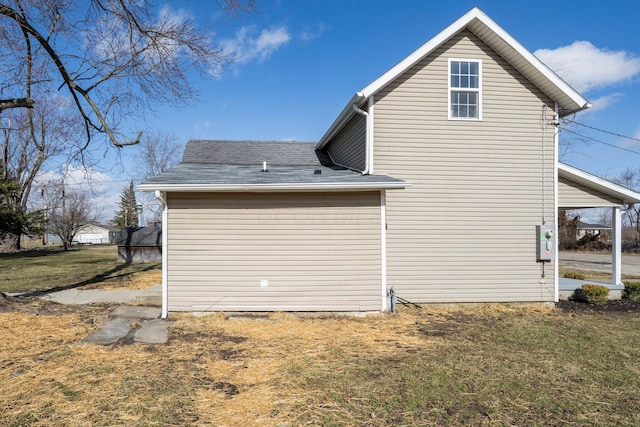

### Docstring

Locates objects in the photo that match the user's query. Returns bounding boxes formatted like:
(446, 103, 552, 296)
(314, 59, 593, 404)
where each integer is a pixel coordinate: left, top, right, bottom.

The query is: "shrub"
(580, 284, 609, 305)
(624, 282, 640, 302)
(564, 271, 586, 280)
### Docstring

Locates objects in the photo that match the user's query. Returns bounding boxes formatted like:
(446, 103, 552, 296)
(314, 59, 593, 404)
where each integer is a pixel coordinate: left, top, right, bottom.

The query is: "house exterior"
(576, 221, 610, 241)
(139, 7, 640, 317)
(73, 224, 115, 245)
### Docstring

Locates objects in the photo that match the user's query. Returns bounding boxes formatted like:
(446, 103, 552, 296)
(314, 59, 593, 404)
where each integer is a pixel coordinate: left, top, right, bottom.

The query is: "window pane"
(451, 75, 458, 88)
(451, 105, 458, 117)
(470, 62, 478, 75)
(461, 76, 468, 88)
(469, 106, 477, 118)
(461, 62, 468, 74)
(460, 106, 468, 117)
(468, 92, 477, 104)
(470, 76, 478, 88)
(451, 61, 459, 74)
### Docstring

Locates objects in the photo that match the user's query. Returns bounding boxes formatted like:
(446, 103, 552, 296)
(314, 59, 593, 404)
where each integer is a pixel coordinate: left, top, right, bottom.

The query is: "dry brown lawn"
(3, 301, 640, 426)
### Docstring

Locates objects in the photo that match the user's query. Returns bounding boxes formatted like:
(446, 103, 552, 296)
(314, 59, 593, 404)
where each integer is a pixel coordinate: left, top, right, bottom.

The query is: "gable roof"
(559, 163, 640, 205)
(138, 140, 408, 192)
(318, 7, 590, 148)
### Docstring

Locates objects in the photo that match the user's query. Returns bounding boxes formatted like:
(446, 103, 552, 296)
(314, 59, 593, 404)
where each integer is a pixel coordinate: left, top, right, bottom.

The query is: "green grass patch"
(0, 245, 160, 293)
(283, 310, 640, 426)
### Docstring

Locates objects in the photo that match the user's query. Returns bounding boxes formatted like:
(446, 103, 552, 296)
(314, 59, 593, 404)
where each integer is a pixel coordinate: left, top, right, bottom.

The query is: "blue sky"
(66, 0, 640, 221)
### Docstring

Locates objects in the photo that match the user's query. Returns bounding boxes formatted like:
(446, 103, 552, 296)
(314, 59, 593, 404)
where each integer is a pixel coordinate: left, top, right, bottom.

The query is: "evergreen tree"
(112, 181, 139, 229)
(0, 175, 43, 248)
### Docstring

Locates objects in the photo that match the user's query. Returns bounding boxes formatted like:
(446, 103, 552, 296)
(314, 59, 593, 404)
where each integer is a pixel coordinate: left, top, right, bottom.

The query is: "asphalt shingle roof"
(182, 140, 321, 166)
(140, 140, 407, 189)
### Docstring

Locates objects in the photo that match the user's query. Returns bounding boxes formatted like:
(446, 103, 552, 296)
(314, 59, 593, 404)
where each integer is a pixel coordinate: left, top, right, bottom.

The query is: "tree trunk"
(0, 234, 20, 252)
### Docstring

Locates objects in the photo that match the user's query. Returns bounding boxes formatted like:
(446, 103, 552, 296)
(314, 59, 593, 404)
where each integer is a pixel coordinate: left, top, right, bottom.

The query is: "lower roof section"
(138, 163, 409, 193)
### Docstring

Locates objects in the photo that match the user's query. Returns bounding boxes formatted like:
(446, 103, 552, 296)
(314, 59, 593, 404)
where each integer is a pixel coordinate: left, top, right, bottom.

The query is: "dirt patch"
(556, 298, 640, 314)
(416, 311, 497, 337)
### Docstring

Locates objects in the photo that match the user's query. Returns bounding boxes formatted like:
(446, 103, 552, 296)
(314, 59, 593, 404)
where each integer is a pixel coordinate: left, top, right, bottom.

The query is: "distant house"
(73, 224, 116, 245)
(577, 221, 610, 241)
(115, 227, 162, 263)
(140, 7, 640, 317)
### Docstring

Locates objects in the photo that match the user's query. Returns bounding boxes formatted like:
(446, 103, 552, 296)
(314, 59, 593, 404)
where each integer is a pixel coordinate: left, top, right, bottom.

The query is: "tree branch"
(0, 98, 34, 111)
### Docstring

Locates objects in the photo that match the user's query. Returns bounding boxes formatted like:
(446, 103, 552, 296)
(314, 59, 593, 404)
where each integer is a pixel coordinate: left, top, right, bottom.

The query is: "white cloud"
(534, 41, 640, 93)
(158, 4, 192, 26)
(220, 25, 291, 65)
(618, 127, 640, 149)
(301, 23, 330, 42)
(37, 166, 123, 223)
(584, 92, 623, 113)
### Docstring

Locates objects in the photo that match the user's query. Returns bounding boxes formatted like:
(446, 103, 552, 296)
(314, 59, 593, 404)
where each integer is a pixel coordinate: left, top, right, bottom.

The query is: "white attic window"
(448, 59, 482, 120)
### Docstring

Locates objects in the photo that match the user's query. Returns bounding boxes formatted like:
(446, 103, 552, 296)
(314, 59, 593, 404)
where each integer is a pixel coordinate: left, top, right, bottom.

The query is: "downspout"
(352, 103, 371, 175)
(552, 102, 560, 302)
(155, 190, 169, 319)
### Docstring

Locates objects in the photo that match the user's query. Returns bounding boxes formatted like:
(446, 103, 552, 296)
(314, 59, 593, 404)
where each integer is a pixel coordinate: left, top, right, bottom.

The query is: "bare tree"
(133, 131, 182, 224)
(0, 1, 256, 148)
(48, 189, 98, 250)
(135, 131, 182, 179)
(613, 167, 640, 245)
(0, 96, 81, 249)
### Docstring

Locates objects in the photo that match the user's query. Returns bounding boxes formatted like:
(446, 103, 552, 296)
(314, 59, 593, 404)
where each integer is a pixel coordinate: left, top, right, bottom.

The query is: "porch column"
(612, 206, 622, 286)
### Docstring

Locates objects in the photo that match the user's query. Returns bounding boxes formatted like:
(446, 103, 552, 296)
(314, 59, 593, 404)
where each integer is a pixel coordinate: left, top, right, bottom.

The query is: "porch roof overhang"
(558, 163, 640, 209)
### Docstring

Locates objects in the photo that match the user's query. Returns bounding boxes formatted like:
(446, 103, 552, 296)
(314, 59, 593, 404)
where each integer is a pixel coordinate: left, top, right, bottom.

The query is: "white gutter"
(138, 181, 409, 193)
(351, 103, 370, 175)
(155, 190, 169, 319)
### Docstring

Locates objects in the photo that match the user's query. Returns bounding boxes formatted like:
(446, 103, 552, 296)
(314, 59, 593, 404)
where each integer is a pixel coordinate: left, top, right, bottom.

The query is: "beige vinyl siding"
(326, 113, 367, 171)
(166, 191, 382, 312)
(373, 29, 557, 303)
(558, 176, 623, 208)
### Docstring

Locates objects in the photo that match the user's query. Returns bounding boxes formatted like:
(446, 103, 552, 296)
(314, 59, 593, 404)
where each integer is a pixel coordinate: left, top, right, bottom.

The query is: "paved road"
(559, 251, 640, 276)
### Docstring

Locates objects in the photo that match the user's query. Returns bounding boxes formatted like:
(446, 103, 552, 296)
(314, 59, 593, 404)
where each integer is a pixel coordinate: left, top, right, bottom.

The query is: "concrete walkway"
(37, 284, 162, 305)
(17, 284, 170, 345)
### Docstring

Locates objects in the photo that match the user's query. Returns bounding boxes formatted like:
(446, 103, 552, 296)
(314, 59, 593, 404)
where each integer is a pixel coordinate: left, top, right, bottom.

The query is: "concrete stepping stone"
(82, 318, 133, 345)
(109, 305, 160, 319)
(134, 319, 173, 344)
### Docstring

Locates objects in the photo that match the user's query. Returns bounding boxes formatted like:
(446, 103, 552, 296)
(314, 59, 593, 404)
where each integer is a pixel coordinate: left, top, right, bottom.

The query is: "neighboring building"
(115, 227, 162, 263)
(139, 7, 640, 317)
(577, 221, 610, 241)
(73, 224, 116, 245)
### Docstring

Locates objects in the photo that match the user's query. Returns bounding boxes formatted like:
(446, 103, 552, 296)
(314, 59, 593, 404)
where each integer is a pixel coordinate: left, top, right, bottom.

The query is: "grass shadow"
(14, 262, 159, 297)
(0, 247, 70, 259)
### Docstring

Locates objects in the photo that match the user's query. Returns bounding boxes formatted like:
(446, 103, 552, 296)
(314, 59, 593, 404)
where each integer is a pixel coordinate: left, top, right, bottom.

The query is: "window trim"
(448, 58, 482, 121)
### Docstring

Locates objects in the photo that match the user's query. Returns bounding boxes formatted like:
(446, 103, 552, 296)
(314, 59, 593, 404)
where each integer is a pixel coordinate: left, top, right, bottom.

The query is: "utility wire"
(559, 126, 640, 156)
(563, 119, 640, 143)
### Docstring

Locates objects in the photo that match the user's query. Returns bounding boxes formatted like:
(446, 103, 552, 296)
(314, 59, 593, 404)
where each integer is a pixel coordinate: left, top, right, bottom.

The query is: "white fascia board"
(137, 181, 410, 193)
(319, 7, 590, 146)
(362, 7, 589, 112)
(360, 7, 484, 98)
(465, 11, 589, 114)
(558, 163, 640, 204)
